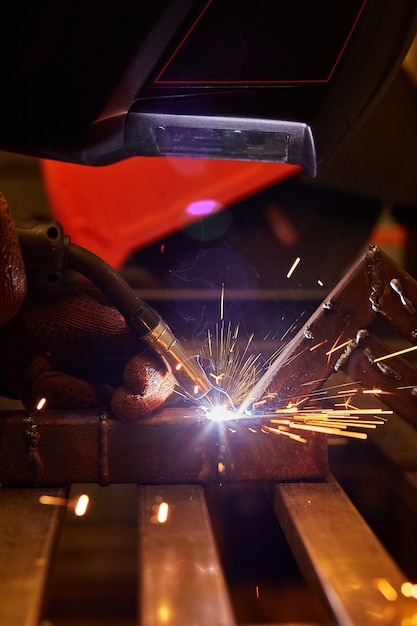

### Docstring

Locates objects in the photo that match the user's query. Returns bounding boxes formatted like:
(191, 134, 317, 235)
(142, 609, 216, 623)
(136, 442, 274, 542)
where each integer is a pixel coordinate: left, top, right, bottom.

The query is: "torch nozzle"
(137, 318, 213, 400)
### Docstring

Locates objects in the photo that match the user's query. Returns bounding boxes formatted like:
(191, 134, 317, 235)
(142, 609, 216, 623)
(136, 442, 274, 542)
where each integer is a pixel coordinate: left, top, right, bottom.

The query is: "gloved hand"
(0, 193, 27, 323)
(0, 193, 174, 419)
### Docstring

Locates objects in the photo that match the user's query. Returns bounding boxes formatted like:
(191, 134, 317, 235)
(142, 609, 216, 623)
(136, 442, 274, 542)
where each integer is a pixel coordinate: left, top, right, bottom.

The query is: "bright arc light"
(206, 405, 236, 422)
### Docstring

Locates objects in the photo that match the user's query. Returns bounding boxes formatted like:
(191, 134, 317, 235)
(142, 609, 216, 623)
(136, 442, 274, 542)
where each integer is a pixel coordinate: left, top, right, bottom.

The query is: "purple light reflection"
(186, 199, 220, 216)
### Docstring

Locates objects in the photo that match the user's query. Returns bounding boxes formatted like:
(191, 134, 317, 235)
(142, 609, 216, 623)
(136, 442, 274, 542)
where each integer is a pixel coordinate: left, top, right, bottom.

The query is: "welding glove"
(0, 193, 174, 419)
(0, 193, 27, 324)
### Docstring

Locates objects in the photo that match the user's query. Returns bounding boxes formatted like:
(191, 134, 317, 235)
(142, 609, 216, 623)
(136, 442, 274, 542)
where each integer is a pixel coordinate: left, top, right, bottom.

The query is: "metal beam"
(272, 476, 417, 625)
(137, 484, 236, 626)
(0, 487, 66, 626)
(0, 408, 328, 485)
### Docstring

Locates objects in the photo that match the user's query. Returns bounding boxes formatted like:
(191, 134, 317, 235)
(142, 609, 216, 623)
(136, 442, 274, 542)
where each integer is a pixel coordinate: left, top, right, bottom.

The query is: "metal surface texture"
(241, 245, 417, 429)
(0, 408, 328, 486)
(366, 410, 417, 520)
(2, 472, 417, 625)
(138, 484, 236, 626)
(272, 476, 417, 626)
(0, 486, 66, 626)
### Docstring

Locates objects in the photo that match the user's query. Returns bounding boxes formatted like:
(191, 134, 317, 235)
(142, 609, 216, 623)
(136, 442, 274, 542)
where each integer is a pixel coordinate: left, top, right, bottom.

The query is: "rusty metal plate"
(241, 245, 417, 430)
(0, 407, 328, 486)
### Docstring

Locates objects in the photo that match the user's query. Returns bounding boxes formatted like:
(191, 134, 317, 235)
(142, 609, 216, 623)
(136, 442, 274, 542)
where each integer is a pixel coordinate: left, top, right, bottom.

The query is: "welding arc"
(66, 244, 212, 400)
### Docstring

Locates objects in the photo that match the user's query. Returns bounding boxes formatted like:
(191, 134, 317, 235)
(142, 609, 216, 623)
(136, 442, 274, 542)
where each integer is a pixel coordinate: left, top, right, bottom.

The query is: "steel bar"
(0, 408, 328, 485)
(272, 476, 417, 626)
(137, 484, 236, 626)
(0, 486, 66, 626)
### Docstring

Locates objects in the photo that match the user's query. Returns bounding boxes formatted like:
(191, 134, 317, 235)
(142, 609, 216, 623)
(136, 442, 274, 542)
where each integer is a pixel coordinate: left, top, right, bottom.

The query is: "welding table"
(1, 405, 417, 626)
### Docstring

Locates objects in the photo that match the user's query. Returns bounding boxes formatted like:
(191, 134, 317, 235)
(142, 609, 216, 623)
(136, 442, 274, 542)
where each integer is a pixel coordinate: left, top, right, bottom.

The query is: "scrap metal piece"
(272, 475, 417, 625)
(0, 408, 328, 486)
(138, 484, 236, 626)
(0, 486, 67, 626)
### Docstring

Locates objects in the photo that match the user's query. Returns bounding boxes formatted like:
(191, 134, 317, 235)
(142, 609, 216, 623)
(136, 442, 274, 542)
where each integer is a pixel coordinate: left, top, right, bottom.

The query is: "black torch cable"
(68, 243, 156, 336)
(67, 243, 212, 400)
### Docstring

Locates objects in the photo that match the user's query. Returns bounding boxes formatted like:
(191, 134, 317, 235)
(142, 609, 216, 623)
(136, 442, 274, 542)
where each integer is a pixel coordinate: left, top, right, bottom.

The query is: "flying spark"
(197, 317, 389, 442)
(157, 502, 169, 523)
(200, 321, 263, 410)
(39, 493, 90, 517)
(326, 339, 353, 356)
(286, 256, 301, 279)
(193, 283, 390, 443)
(220, 282, 225, 321)
(74, 494, 90, 517)
(373, 344, 417, 363)
(36, 397, 47, 411)
(310, 340, 327, 352)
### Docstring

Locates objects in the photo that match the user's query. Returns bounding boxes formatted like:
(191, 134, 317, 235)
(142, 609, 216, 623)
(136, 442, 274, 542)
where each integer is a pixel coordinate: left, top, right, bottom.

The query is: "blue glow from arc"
(186, 199, 219, 216)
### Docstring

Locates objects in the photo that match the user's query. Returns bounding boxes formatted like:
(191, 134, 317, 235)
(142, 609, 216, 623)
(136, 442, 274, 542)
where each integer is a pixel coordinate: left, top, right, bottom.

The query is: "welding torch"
(14, 217, 213, 402)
